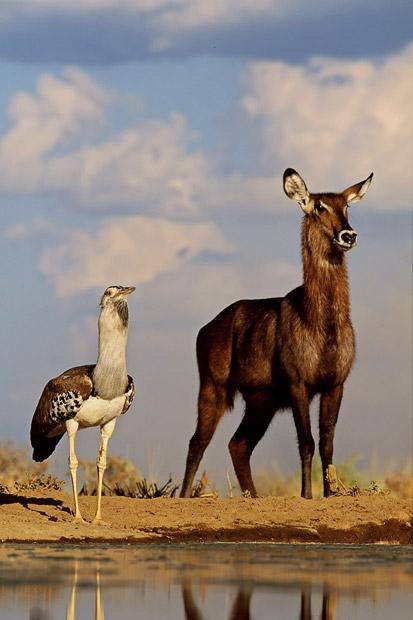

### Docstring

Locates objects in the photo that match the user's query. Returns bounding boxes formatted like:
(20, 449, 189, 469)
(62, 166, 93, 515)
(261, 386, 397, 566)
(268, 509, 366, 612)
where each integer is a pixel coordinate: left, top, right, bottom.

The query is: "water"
(0, 544, 411, 619)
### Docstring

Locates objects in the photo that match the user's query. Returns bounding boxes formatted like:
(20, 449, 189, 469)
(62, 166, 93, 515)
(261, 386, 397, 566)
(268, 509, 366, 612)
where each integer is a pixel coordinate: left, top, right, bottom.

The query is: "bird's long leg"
(95, 568, 105, 620)
(66, 419, 84, 523)
(66, 560, 79, 620)
(92, 418, 117, 525)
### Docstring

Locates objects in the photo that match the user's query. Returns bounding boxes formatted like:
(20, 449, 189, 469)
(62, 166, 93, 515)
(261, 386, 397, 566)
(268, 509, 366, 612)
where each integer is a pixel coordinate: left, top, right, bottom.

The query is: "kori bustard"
(30, 285, 136, 524)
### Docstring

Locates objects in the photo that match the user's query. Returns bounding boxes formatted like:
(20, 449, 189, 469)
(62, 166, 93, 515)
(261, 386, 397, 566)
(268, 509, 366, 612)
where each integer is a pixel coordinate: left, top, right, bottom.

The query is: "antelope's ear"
(343, 172, 373, 204)
(283, 168, 312, 213)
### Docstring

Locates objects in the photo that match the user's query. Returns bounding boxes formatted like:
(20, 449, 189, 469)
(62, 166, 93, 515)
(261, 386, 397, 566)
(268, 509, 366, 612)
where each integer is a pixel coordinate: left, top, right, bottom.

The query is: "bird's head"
(99, 285, 136, 329)
(100, 285, 136, 308)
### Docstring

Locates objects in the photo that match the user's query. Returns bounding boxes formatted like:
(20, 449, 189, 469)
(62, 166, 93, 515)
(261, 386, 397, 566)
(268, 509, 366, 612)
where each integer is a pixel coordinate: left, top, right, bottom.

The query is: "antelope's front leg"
(319, 384, 343, 497)
(92, 418, 117, 525)
(290, 383, 314, 499)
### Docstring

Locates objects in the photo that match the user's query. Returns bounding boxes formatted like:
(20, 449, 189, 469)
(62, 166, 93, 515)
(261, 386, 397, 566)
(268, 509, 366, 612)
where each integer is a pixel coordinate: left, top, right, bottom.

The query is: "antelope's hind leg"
(180, 379, 229, 498)
(228, 390, 276, 498)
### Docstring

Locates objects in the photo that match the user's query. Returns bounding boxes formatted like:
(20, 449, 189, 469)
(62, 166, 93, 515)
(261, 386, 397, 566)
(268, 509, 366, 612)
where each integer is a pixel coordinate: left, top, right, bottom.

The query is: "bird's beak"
(119, 286, 136, 296)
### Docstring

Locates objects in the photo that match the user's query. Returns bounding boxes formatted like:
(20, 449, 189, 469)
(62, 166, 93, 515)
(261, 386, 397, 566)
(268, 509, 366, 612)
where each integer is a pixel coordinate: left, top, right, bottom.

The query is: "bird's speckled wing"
(30, 365, 94, 462)
(121, 375, 135, 414)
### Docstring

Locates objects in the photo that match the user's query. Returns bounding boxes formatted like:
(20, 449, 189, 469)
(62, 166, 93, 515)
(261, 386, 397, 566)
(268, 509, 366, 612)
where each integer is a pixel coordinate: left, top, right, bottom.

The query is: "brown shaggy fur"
(180, 168, 373, 499)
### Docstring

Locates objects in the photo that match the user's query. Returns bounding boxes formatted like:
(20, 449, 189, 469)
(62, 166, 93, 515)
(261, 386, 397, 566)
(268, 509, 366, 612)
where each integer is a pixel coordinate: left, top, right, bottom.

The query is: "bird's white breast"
(74, 394, 126, 428)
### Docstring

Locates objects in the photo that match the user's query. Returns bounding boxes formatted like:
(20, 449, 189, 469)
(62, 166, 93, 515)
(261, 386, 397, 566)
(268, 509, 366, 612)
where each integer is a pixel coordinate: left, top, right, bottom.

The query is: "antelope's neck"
(302, 231, 351, 331)
(92, 304, 129, 399)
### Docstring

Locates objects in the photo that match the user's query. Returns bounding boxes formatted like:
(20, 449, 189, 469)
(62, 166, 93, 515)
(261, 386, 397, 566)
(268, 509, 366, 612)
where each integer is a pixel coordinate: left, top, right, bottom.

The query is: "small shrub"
(14, 474, 64, 493)
(80, 475, 179, 498)
(78, 455, 143, 496)
(349, 482, 361, 496)
(0, 441, 46, 486)
(254, 455, 407, 498)
(190, 471, 217, 498)
(0, 441, 58, 493)
(0, 473, 64, 495)
(112, 476, 179, 498)
(78, 455, 179, 498)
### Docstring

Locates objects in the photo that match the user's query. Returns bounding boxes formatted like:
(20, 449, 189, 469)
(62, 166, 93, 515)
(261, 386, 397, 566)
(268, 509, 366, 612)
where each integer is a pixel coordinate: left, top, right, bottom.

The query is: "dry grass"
(78, 455, 179, 498)
(0, 442, 411, 499)
(0, 441, 64, 493)
(78, 455, 143, 495)
(0, 441, 46, 483)
(254, 456, 412, 499)
(254, 456, 353, 497)
(9, 474, 64, 493)
(111, 476, 179, 498)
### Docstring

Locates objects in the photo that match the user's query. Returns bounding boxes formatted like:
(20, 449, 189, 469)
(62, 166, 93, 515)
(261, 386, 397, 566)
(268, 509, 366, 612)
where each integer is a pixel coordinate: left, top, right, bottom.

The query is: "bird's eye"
(315, 203, 327, 214)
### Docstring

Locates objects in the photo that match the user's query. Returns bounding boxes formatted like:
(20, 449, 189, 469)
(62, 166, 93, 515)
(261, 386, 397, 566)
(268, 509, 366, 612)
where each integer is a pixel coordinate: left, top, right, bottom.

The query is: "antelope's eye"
(315, 202, 326, 214)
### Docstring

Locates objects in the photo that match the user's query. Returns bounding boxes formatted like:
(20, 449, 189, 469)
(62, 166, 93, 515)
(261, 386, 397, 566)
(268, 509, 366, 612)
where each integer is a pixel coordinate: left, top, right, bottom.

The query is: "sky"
(0, 1, 412, 488)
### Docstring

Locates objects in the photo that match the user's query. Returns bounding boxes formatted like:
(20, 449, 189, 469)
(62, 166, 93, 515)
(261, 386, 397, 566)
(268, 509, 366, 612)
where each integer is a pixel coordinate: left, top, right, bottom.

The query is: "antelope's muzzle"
(334, 229, 357, 251)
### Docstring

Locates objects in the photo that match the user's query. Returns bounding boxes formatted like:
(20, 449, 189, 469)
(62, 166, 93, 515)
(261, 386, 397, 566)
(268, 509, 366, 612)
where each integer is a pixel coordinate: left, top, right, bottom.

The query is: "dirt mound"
(0, 491, 411, 544)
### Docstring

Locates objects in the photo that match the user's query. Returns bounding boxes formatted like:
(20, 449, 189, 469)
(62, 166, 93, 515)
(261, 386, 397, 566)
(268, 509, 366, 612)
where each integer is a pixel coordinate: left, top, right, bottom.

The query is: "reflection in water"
(29, 562, 105, 620)
(182, 582, 253, 620)
(182, 582, 338, 620)
(30, 609, 52, 620)
(0, 544, 411, 620)
(30, 579, 339, 620)
(66, 563, 104, 620)
(230, 588, 252, 620)
(300, 588, 337, 620)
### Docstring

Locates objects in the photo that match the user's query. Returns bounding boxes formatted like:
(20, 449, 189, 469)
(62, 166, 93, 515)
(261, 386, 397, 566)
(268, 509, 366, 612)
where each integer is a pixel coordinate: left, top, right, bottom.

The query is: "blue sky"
(0, 1, 411, 486)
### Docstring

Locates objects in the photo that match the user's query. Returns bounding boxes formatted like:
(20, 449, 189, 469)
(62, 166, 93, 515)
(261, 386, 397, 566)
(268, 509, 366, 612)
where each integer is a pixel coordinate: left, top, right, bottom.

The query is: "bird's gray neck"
(92, 302, 129, 399)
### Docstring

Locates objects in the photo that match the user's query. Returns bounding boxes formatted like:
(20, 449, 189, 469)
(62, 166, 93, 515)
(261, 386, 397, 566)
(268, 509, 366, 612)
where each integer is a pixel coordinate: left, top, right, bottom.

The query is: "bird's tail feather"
(31, 433, 65, 462)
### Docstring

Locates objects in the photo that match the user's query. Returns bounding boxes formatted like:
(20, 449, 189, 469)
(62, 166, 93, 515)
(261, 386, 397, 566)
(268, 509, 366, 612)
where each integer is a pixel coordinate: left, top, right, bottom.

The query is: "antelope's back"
(197, 298, 283, 389)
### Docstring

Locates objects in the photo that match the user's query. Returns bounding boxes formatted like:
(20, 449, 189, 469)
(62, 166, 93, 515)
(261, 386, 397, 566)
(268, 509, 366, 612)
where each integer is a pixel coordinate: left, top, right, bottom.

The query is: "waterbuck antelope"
(180, 168, 373, 499)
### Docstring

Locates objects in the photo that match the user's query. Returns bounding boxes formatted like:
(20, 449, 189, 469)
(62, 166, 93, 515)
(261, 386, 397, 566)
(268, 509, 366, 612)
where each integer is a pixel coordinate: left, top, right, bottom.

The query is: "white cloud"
(39, 216, 231, 297)
(147, 0, 282, 51)
(0, 69, 206, 215)
(4, 218, 56, 240)
(0, 1, 379, 48)
(0, 67, 111, 192)
(239, 44, 413, 210)
(0, 1, 339, 24)
(50, 113, 207, 215)
(1, 46, 410, 218)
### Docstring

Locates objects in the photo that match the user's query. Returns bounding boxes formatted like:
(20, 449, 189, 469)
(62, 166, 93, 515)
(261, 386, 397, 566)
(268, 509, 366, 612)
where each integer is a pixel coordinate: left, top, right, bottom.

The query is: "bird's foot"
(91, 516, 109, 526)
(72, 514, 86, 524)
